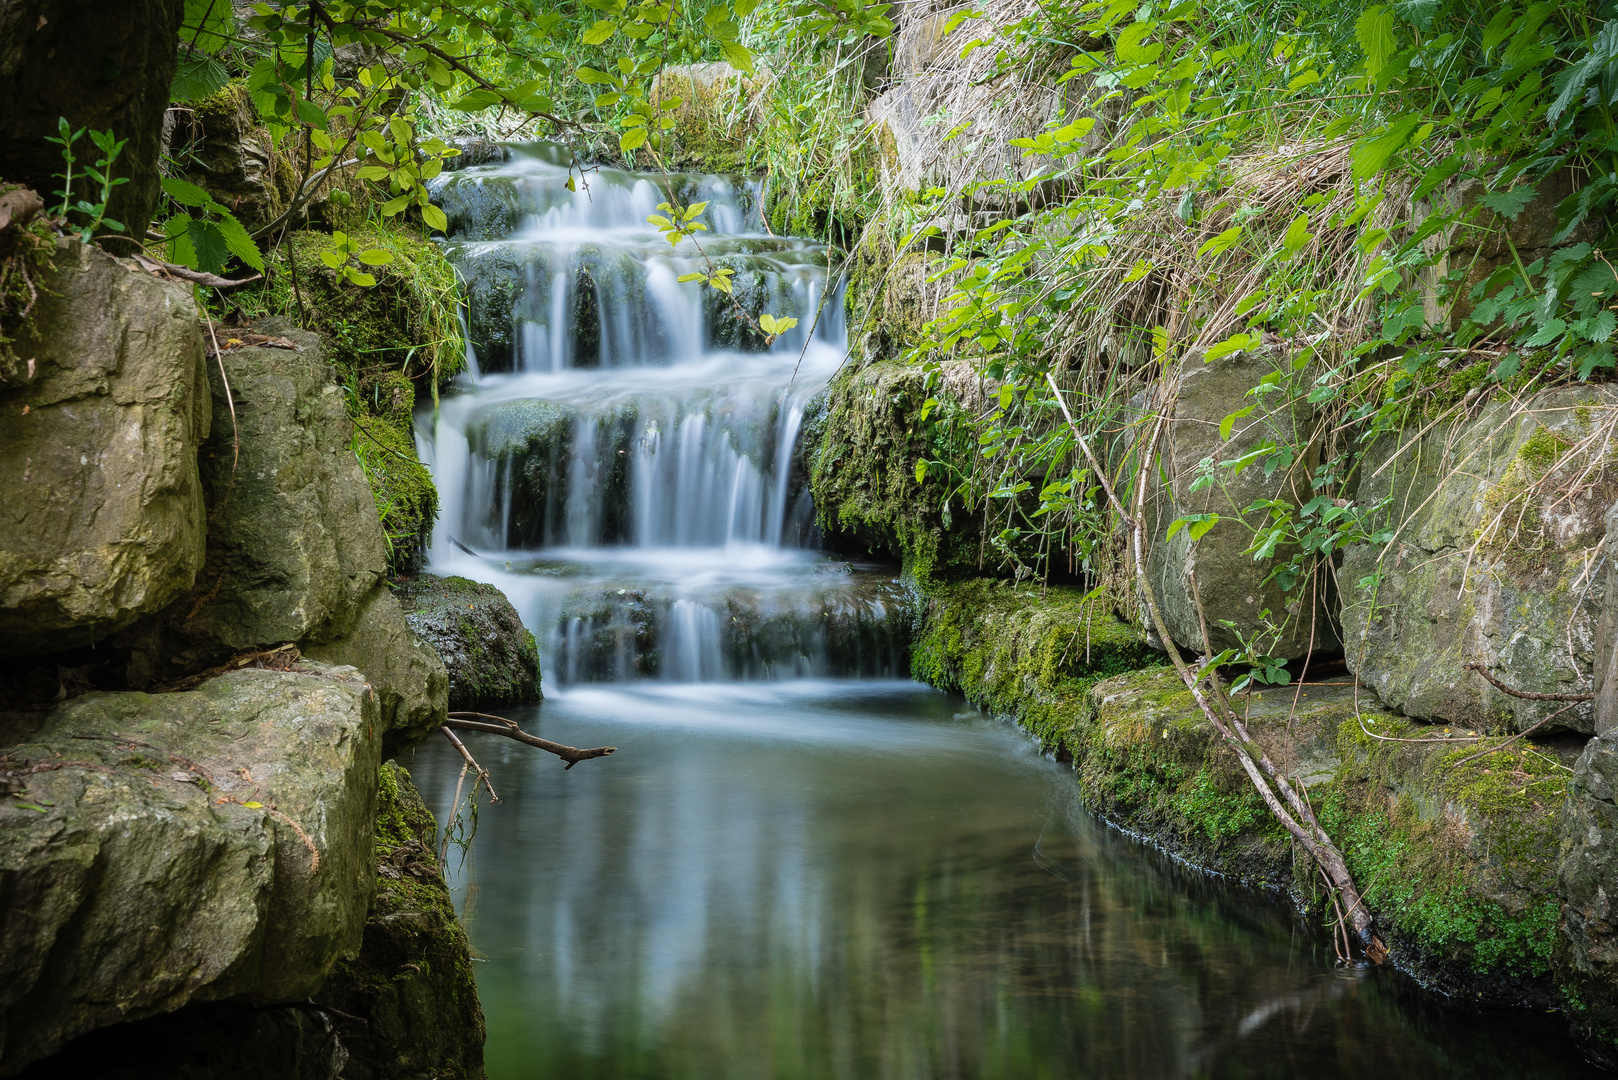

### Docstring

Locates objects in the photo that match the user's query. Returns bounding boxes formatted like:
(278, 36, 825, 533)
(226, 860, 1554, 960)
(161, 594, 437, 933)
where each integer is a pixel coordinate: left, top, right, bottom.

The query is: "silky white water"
(418, 145, 905, 685)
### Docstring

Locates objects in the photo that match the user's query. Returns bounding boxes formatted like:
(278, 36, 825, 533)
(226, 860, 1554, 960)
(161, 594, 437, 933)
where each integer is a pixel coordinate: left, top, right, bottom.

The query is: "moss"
(808, 361, 983, 577)
(0, 207, 58, 385)
(1325, 714, 1568, 993)
(315, 762, 485, 1078)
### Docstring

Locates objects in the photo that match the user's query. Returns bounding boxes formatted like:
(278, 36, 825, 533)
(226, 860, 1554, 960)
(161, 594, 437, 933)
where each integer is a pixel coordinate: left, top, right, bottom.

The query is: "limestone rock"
(173, 81, 292, 233)
(0, 664, 382, 1073)
(313, 763, 486, 1080)
(0, 240, 210, 654)
(1341, 387, 1618, 734)
(1558, 734, 1618, 1068)
(1144, 347, 1326, 659)
(178, 322, 388, 650)
(301, 583, 450, 753)
(396, 575, 540, 711)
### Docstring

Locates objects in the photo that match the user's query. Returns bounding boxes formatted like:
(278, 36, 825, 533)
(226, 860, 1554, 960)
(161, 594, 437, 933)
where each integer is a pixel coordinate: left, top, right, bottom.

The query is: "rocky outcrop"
(1146, 346, 1328, 660)
(162, 321, 449, 747)
(0, 240, 211, 654)
(396, 575, 540, 711)
(913, 582, 1572, 1006)
(314, 763, 486, 1080)
(1342, 387, 1618, 734)
(172, 81, 295, 234)
(0, 663, 381, 1073)
(1558, 735, 1618, 1067)
(866, 0, 1112, 199)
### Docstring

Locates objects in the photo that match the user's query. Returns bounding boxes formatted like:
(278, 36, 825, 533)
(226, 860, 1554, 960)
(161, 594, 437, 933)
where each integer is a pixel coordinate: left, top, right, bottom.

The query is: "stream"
(412, 145, 1598, 1078)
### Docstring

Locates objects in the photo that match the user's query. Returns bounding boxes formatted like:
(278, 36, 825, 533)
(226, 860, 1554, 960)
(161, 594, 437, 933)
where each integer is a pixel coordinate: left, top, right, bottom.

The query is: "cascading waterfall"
(417, 144, 907, 686)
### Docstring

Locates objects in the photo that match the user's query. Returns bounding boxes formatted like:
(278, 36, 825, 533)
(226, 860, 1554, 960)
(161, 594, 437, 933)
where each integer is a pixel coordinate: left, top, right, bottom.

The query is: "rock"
(313, 763, 486, 1079)
(178, 322, 387, 649)
(0, 0, 182, 241)
(1144, 346, 1326, 659)
(395, 575, 540, 711)
(302, 583, 450, 753)
(1558, 734, 1618, 1068)
(164, 320, 447, 748)
(0, 240, 211, 654)
(0, 663, 382, 1073)
(173, 81, 294, 234)
(1341, 386, 1618, 734)
(866, 2, 1113, 199)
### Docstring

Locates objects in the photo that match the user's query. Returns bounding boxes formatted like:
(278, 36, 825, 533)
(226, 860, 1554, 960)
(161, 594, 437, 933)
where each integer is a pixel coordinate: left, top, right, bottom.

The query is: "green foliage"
(45, 119, 128, 244)
(160, 177, 264, 274)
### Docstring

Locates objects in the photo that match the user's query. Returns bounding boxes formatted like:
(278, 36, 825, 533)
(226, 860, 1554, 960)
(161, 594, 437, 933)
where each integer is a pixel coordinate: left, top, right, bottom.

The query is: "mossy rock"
(313, 763, 486, 1080)
(396, 575, 541, 710)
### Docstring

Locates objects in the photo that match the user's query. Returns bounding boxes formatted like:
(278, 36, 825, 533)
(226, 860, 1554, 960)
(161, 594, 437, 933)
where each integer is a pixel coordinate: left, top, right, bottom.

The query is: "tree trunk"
(0, 0, 183, 241)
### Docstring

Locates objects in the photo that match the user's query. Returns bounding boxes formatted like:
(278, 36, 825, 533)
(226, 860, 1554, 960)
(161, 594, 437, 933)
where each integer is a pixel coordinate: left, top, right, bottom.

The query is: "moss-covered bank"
(911, 579, 1574, 1011)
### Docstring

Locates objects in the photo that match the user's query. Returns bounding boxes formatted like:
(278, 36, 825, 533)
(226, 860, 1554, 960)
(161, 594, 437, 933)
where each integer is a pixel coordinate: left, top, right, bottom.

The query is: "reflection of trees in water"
(413, 713, 1591, 1080)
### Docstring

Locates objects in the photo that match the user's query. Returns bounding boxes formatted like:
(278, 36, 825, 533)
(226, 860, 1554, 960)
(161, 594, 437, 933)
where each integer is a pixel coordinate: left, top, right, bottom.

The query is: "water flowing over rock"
(0, 240, 210, 654)
(421, 142, 910, 685)
(0, 664, 381, 1073)
(1342, 387, 1618, 734)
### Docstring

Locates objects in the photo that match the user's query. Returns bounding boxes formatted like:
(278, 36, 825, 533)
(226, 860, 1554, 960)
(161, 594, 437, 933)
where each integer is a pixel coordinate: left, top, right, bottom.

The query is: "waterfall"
(417, 144, 908, 686)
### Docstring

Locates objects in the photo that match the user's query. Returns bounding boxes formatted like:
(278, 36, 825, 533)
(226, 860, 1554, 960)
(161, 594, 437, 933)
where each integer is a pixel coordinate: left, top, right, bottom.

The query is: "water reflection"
(407, 681, 1594, 1080)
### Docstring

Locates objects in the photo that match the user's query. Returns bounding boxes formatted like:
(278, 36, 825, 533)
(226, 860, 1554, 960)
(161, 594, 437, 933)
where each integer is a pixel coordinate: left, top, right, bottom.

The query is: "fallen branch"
(1463, 661, 1593, 702)
(441, 726, 500, 804)
(130, 252, 262, 289)
(445, 712, 617, 769)
(1049, 377, 1386, 963)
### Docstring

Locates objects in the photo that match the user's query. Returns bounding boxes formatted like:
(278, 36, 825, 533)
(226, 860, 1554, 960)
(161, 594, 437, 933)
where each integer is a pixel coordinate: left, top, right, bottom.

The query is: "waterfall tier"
(419, 144, 904, 686)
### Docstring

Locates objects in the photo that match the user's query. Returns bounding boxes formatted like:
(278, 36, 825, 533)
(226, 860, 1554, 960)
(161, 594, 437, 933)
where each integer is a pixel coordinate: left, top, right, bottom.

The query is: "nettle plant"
(900, 0, 1618, 688)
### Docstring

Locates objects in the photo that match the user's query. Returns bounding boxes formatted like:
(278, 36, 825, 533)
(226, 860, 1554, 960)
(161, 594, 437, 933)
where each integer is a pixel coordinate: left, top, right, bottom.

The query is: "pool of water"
(405, 679, 1596, 1080)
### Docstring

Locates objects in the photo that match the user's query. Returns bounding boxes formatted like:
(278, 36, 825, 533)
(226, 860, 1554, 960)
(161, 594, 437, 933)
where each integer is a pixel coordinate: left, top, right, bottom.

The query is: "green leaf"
(1219, 406, 1254, 441)
(619, 127, 647, 152)
(1479, 185, 1537, 221)
(719, 41, 754, 72)
(320, 250, 346, 269)
(676, 271, 706, 283)
(1481, 7, 1519, 53)
(294, 99, 328, 131)
(1391, 0, 1440, 30)
(683, 200, 708, 221)
(343, 268, 378, 287)
(1167, 513, 1219, 542)
(357, 248, 395, 266)
(12, 802, 48, 813)
(421, 202, 448, 233)
(379, 194, 410, 216)
(1286, 70, 1321, 91)
(450, 89, 503, 112)
(355, 165, 391, 182)
(1204, 332, 1258, 362)
(582, 20, 617, 44)
(214, 210, 264, 272)
(1350, 114, 1421, 183)
(1355, 5, 1398, 78)
(170, 56, 229, 103)
(187, 218, 229, 274)
(1196, 226, 1243, 259)
(161, 177, 213, 208)
(915, 459, 928, 483)
(576, 66, 616, 85)
(1281, 212, 1313, 256)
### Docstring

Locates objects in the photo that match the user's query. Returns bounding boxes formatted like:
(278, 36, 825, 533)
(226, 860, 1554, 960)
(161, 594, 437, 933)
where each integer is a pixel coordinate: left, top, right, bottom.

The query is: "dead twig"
(445, 712, 617, 770)
(1463, 661, 1593, 702)
(441, 726, 500, 804)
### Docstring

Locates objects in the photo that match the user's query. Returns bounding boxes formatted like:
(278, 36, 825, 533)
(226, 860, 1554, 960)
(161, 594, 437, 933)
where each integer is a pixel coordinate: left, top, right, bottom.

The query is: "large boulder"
(169, 321, 448, 746)
(1144, 347, 1326, 660)
(0, 0, 183, 241)
(1342, 387, 1617, 734)
(0, 240, 210, 654)
(1558, 734, 1618, 1068)
(172, 81, 294, 234)
(396, 575, 540, 711)
(0, 663, 382, 1074)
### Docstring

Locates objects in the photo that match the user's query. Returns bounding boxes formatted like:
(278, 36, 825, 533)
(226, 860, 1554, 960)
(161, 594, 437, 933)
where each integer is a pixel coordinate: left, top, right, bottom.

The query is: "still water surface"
(407, 680, 1595, 1080)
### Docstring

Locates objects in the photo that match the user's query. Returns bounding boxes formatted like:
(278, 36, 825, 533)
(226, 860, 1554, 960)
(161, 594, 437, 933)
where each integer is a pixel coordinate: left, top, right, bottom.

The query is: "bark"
(0, 0, 184, 241)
